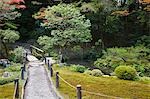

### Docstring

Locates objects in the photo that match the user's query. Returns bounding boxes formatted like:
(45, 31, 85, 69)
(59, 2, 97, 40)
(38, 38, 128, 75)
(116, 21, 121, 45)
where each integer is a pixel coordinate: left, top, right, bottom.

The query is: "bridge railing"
(30, 45, 45, 59)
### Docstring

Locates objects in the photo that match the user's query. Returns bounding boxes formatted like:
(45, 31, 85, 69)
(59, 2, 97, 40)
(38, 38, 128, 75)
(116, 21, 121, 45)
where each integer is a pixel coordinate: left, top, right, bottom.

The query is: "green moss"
(52, 65, 150, 99)
(0, 83, 14, 99)
(0, 82, 22, 99)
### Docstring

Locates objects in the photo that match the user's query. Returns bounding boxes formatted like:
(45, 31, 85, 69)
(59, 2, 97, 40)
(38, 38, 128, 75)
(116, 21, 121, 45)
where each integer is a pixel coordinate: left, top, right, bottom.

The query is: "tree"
(0, 29, 20, 57)
(0, 0, 26, 28)
(0, 0, 25, 58)
(36, 4, 92, 54)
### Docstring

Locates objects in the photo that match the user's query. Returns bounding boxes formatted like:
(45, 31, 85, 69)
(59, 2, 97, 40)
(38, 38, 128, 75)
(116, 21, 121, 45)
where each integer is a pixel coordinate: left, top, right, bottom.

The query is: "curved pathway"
(24, 55, 59, 99)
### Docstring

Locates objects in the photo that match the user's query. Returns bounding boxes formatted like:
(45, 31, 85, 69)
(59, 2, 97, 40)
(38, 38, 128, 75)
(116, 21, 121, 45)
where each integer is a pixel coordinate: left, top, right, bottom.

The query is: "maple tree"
(0, 0, 26, 27)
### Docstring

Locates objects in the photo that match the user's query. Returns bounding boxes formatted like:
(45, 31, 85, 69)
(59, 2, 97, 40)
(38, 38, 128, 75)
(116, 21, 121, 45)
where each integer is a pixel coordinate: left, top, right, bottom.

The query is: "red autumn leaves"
(6, 0, 26, 9)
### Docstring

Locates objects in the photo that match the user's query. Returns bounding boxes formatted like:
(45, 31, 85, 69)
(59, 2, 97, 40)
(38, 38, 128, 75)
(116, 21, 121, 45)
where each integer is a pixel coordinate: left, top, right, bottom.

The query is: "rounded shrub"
(84, 70, 92, 75)
(4, 66, 21, 72)
(91, 69, 103, 77)
(70, 65, 86, 73)
(9, 47, 24, 63)
(114, 66, 137, 80)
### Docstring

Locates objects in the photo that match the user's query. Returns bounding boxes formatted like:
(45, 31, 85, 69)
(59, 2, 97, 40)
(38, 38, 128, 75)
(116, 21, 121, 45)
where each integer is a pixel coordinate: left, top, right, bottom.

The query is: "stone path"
(24, 55, 58, 99)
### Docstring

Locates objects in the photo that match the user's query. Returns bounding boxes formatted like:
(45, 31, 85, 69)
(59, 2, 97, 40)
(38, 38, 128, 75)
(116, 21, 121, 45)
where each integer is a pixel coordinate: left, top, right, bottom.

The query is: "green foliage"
(114, 66, 137, 80)
(84, 70, 92, 75)
(0, 63, 20, 85)
(91, 69, 103, 77)
(0, 1, 21, 21)
(37, 4, 92, 51)
(71, 45, 82, 52)
(83, 40, 103, 61)
(136, 35, 150, 48)
(94, 46, 150, 76)
(0, 29, 20, 43)
(70, 65, 86, 73)
(0, 69, 4, 77)
(0, 76, 16, 85)
(139, 76, 150, 84)
(4, 66, 21, 72)
(0, 29, 20, 57)
(37, 36, 53, 51)
(105, 15, 123, 34)
(9, 47, 24, 63)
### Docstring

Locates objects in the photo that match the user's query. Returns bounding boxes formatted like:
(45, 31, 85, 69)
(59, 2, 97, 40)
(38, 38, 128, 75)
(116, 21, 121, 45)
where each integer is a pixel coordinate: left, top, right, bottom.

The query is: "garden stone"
(3, 72, 11, 78)
(110, 72, 116, 76)
(102, 75, 110, 77)
(0, 59, 10, 67)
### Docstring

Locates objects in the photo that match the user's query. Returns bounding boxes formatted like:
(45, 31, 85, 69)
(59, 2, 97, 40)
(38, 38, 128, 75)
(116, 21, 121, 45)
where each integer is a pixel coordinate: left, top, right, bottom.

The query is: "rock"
(102, 75, 110, 77)
(0, 59, 10, 67)
(110, 72, 116, 76)
(3, 72, 11, 78)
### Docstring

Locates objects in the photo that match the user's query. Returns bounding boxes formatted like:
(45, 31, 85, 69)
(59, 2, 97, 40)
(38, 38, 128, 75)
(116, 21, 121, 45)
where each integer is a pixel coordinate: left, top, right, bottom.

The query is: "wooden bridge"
(18, 45, 62, 99)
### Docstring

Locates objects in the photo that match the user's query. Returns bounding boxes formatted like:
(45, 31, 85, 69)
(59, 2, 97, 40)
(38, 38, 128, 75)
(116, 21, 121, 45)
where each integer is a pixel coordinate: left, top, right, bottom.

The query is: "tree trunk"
(1, 41, 9, 57)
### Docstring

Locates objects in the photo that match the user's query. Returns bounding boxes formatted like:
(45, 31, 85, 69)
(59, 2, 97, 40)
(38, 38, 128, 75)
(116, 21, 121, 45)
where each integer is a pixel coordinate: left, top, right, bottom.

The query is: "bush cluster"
(4, 66, 21, 72)
(9, 47, 24, 63)
(70, 65, 87, 73)
(0, 76, 16, 85)
(91, 69, 103, 77)
(94, 46, 150, 77)
(114, 66, 137, 80)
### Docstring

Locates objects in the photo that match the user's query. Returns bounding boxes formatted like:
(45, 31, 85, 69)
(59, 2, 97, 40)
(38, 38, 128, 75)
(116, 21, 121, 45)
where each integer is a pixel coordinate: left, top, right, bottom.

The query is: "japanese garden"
(0, 0, 150, 99)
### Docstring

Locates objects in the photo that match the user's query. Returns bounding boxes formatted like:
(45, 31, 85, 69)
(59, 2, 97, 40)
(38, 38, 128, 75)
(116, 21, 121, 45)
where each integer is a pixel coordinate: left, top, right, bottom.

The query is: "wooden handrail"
(30, 45, 44, 53)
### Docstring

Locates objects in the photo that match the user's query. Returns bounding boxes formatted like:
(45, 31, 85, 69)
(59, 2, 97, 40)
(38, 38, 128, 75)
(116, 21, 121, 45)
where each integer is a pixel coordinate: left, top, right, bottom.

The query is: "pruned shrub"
(114, 66, 137, 80)
(84, 70, 92, 75)
(70, 65, 86, 73)
(0, 76, 16, 85)
(91, 69, 103, 77)
(9, 47, 24, 63)
(5, 66, 20, 72)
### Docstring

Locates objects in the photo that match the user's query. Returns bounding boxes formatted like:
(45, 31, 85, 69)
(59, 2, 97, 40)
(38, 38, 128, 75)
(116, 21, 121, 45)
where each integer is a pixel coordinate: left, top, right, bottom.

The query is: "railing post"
(77, 85, 82, 99)
(48, 60, 50, 69)
(21, 67, 24, 80)
(50, 68, 53, 77)
(44, 57, 47, 64)
(14, 78, 19, 98)
(56, 72, 59, 88)
(23, 63, 26, 71)
(48, 60, 53, 77)
(30, 46, 32, 54)
(25, 52, 28, 62)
